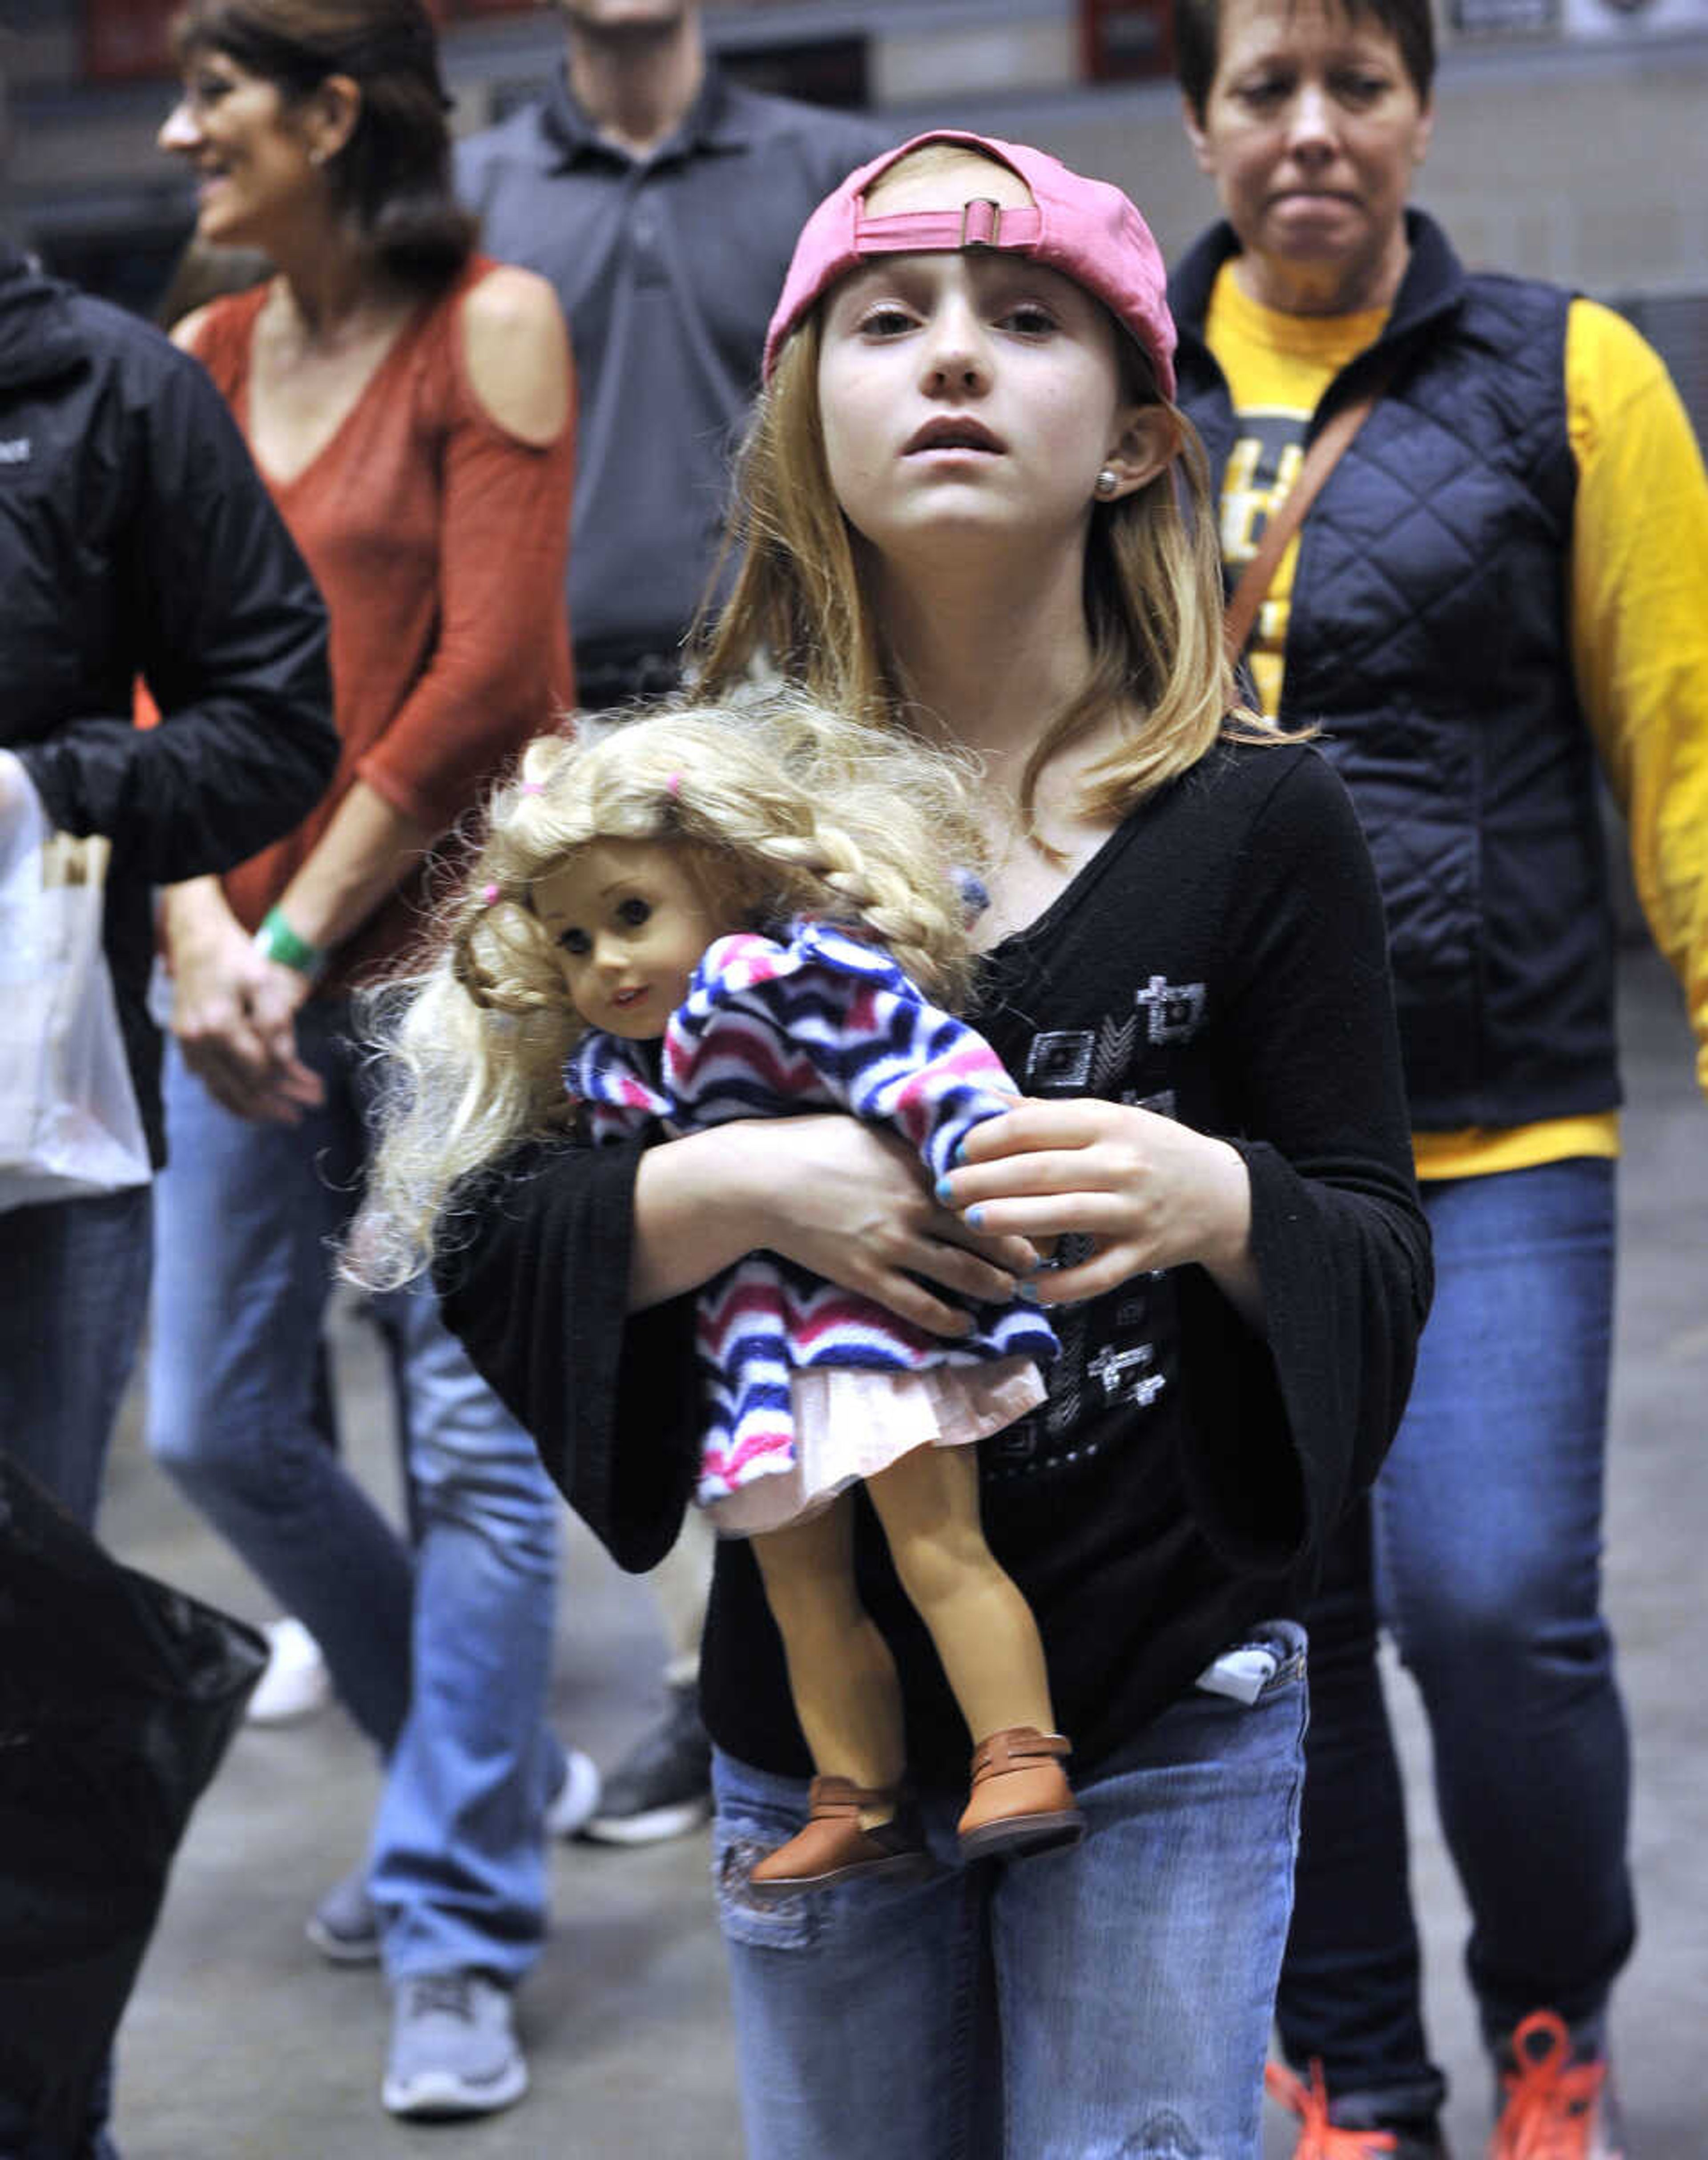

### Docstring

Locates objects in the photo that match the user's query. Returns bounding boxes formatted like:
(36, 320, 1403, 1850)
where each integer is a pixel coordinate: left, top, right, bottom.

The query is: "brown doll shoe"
(749, 1777, 931, 1898)
(956, 1728, 1084, 1863)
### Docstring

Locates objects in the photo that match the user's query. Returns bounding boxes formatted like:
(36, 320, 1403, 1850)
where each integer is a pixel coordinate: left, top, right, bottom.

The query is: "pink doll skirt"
(705, 1355, 1046, 1539)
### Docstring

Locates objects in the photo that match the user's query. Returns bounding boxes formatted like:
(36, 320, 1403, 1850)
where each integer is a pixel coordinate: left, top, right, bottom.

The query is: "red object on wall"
(83, 0, 179, 82)
(1079, 0, 1176, 80)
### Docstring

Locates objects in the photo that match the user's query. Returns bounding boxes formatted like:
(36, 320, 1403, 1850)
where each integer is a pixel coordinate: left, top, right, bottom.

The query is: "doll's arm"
(706, 936, 1022, 1184)
(842, 995, 1022, 1183)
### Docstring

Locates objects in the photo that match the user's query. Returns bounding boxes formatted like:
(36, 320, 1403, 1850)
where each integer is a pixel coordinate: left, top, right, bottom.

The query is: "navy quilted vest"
(1172, 213, 1619, 1131)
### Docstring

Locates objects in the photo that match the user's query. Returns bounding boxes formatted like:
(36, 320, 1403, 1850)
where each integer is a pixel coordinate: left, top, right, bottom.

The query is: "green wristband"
(254, 904, 327, 982)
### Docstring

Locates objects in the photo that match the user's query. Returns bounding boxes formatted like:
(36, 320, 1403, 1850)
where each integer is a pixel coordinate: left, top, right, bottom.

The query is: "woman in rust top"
(149, 0, 584, 2121)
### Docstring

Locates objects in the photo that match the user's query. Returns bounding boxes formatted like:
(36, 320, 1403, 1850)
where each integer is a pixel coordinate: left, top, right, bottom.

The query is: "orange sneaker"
(1265, 2061, 1447, 2159)
(1489, 2012, 1625, 2160)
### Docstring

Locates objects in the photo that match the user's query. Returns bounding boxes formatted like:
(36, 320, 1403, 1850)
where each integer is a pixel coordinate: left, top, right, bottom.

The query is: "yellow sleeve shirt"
(1204, 264, 1708, 1175)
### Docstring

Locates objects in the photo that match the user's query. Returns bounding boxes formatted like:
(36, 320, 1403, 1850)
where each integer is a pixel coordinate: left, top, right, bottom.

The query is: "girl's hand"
(940, 1099, 1261, 1322)
(632, 1114, 1040, 1334)
(762, 1118, 1042, 1335)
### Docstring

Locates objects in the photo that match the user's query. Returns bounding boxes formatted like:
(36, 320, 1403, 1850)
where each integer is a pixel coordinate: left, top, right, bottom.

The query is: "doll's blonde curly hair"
(349, 693, 993, 1289)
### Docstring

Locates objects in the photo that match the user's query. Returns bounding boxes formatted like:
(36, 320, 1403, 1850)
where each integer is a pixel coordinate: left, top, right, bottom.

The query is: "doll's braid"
(448, 893, 560, 1018)
(748, 820, 955, 1001)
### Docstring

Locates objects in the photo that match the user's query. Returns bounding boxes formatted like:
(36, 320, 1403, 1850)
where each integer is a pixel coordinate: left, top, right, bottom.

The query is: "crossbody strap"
(1222, 366, 1394, 669)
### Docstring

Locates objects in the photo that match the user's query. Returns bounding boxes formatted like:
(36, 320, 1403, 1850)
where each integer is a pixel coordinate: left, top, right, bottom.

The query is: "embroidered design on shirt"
(1025, 1028, 1095, 1093)
(0, 438, 32, 465)
(1088, 1340, 1165, 1409)
(983, 1009, 1176, 1483)
(1091, 1012, 1139, 1094)
(1135, 976, 1206, 1045)
(1041, 1304, 1091, 1441)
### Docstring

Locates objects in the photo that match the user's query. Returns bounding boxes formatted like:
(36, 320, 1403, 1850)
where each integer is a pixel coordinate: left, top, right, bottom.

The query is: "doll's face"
(534, 838, 729, 1039)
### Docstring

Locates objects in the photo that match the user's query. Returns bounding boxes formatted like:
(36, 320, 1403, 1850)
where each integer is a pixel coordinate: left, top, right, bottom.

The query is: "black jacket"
(0, 243, 336, 1164)
(1172, 215, 1615, 1130)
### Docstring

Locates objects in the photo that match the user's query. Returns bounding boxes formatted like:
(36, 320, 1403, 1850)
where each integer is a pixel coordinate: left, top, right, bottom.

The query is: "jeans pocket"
(1193, 1618, 1307, 1707)
(711, 1809, 821, 1953)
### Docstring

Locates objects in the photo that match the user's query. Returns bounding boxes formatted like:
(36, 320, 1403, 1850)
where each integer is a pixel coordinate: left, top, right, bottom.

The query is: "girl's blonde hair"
(694, 147, 1277, 840)
(350, 694, 993, 1288)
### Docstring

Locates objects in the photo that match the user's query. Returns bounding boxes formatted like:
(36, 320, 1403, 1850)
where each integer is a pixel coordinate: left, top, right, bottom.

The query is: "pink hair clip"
(665, 772, 682, 796)
(479, 882, 501, 906)
(520, 779, 544, 797)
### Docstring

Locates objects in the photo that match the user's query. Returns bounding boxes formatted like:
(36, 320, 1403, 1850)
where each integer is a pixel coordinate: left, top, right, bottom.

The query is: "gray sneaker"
(382, 1971, 528, 2119)
(305, 1862, 379, 1966)
(581, 1680, 712, 1846)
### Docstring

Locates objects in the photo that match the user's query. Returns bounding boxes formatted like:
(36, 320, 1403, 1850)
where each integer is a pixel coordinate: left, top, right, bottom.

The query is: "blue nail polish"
(1015, 1281, 1042, 1303)
(934, 1177, 953, 1203)
(966, 1206, 984, 1229)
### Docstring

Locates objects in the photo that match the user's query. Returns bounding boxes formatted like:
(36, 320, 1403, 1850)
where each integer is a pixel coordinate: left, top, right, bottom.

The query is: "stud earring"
(1094, 467, 1120, 500)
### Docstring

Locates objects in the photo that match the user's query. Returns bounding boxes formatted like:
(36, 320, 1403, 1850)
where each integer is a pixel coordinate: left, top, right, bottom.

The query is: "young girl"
(407, 133, 1431, 2159)
(360, 699, 1083, 1890)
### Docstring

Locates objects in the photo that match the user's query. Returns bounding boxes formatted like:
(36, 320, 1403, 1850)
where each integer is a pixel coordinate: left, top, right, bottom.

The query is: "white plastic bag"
(0, 787, 150, 1213)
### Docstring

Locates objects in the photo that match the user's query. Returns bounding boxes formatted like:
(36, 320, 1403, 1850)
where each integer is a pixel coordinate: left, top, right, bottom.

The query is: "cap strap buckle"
(959, 198, 1003, 249)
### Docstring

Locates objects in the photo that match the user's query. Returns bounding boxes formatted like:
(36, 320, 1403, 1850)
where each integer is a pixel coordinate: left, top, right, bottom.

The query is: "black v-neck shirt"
(437, 738, 1431, 1785)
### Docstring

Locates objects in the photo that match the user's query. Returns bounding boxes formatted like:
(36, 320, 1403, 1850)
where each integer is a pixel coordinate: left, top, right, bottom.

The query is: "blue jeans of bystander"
(0, 1186, 151, 1531)
(147, 1001, 562, 1983)
(713, 1621, 1307, 2160)
(1277, 1158, 1634, 2119)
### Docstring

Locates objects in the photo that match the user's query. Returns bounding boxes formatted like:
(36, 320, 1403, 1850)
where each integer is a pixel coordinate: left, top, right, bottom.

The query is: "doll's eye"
(558, 927, 591, 956)
(616, 896, 652, 927)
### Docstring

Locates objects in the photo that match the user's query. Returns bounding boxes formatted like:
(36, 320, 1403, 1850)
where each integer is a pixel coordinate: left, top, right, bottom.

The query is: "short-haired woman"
(1170, 1, 1708, 2151)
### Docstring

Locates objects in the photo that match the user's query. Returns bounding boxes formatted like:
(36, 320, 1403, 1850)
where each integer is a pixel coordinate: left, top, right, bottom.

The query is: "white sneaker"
(543, 1746, 603, 1839)
(245, 1617, 333, 1726)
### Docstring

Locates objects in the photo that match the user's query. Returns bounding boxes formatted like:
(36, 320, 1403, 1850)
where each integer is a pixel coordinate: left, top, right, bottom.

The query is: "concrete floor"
(93, 945, 1707, 2160)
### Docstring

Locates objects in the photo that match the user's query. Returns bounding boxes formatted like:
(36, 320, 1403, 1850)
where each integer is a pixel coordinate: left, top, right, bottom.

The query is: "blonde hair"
(349, 693, 993, 1288)
(694, 146, 1279, 840)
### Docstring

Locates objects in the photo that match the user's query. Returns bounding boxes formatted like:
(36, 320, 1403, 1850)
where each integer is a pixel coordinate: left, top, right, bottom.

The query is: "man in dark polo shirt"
(458, 0, 890, 709)
(455, 0, 891, 1840)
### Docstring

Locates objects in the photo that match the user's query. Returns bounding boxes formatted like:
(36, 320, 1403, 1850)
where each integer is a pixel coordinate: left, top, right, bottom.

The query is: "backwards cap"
(763, 129, 1177, 402)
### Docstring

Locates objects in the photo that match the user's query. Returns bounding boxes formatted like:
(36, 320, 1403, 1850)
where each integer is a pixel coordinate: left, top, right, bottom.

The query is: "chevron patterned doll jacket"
(564, 919, 1059, 1508)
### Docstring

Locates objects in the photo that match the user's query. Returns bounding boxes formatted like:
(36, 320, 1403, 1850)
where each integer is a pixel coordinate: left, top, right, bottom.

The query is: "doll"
(361, 696, 1083, 1892)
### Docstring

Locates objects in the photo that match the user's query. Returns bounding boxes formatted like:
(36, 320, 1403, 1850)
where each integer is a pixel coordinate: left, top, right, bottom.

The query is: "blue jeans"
(1277, 1160, 1635, 2121)
(712, 1622, 1307, 2160)
(0, 1186, 151, 1532)
(148, 1003, 562, 1982)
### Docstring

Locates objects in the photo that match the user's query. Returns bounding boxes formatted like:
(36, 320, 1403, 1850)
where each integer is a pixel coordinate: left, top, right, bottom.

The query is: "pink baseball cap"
(762, 130, 1177, 402)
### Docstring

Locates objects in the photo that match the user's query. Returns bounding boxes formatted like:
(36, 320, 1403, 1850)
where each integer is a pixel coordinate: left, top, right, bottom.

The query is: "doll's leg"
(749, 1497, 904, 1795)
(747, 1500, 933, 1894)
(864, 1445, 1051, 1740)
(866, 1447, 1082, 1861)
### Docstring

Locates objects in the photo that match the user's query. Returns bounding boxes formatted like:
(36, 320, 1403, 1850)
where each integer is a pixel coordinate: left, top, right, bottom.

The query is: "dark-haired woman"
(149, 0, 588, 2121)
(1169, 0, 1708, 2153)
